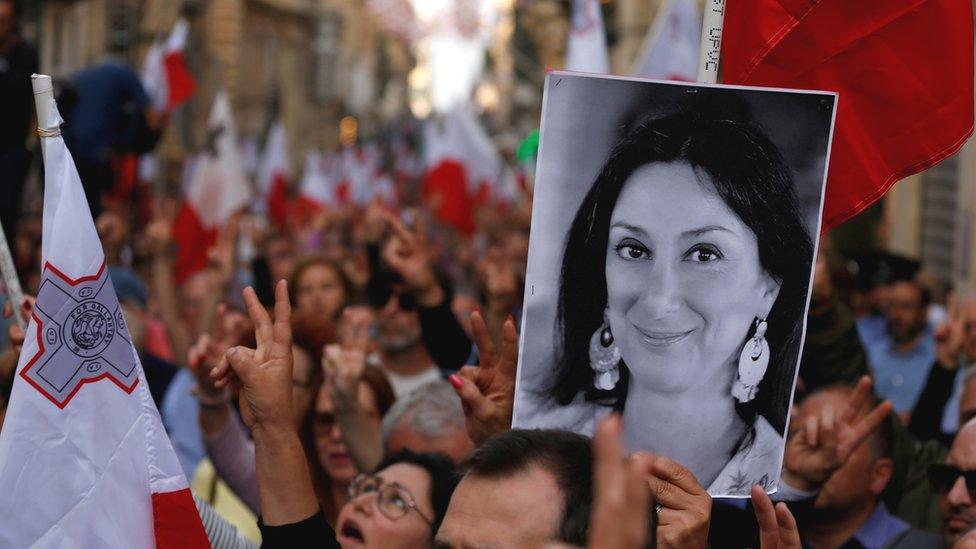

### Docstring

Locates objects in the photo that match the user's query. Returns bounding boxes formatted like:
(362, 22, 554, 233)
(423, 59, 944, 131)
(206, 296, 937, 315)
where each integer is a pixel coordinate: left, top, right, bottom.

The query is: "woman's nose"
(352, 492, 377, 515)
(636, 261, 682, 319)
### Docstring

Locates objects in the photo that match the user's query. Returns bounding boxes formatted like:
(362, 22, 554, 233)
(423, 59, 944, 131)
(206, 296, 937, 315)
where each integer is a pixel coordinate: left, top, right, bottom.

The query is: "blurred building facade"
(35, 0, 414, 184)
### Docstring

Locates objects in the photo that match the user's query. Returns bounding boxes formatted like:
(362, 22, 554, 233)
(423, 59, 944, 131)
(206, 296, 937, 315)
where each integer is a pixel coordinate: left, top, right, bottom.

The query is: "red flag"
(722, 0, 974, 229)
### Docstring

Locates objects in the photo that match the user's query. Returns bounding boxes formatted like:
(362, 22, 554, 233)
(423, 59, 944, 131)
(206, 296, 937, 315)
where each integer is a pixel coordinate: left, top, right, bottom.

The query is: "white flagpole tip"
(31, 73, 57, 133)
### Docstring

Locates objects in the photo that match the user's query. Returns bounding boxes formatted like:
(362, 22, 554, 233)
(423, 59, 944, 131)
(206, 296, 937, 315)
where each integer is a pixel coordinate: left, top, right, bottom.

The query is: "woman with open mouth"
(334, 451, 459, 548)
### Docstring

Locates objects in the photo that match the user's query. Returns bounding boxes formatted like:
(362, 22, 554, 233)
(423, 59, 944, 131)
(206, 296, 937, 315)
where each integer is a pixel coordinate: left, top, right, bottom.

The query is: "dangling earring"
(732, 318, 770, 403)
(589, 311, 621, 391)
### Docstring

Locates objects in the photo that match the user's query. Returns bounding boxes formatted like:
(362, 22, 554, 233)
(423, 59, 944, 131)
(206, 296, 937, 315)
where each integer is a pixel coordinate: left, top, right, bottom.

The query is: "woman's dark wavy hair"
(552, 99, 813, 434)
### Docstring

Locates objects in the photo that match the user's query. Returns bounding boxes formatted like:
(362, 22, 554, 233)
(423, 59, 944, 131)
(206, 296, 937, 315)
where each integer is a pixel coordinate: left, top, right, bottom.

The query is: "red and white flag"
(172, 91, 252, 284)
(632, 0, 700, 80)
(257, 121, 291, 229)
(0, 82, 210, 548)
(141, 19, 196, 113)
(565, 0, 610, 73)
(422, 106, 502, 233)
(293, 150, 337, 221)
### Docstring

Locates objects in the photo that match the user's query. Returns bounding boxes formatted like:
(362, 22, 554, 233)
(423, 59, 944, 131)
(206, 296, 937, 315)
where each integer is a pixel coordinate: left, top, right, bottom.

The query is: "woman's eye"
(615, 243, 649, 260)
(390, 494, 407, 510)
(688, 246, 722, 263)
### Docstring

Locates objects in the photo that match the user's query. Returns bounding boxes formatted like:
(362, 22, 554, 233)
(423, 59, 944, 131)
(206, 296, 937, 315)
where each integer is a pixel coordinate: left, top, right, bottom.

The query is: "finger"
(775, 502, 802, 548)
(804, 414, 819, 448)
(2, 300, 10, 319)
(649, 454, 708, 498)
(449, 374, 492, 418)
(350, 313, 370, 352)
(271, 280, 293, 358)
(471, 309, 497, 367)
(949, 292, 960, 323)
(593, 415, 626, 505)
(242, 286, 272, 348)
(751, 485, 780, 549)
(623, 454, 653, 539)
(840, 375, 872, 425)
(841, 400, 894, 456)
(819, 404, 838, 449)
(213, 303, 227, 342)
(385, 212, 416, 249)
(498, 315, 519, 378)
(458, 365, 479, 383)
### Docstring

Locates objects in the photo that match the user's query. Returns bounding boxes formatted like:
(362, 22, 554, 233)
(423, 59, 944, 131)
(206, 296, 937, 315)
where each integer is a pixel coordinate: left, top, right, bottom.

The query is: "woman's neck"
(621, 364, 747, 489)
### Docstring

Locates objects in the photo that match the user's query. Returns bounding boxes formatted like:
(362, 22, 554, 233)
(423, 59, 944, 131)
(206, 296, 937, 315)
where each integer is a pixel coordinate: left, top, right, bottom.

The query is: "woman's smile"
(633, 324, 694, 347)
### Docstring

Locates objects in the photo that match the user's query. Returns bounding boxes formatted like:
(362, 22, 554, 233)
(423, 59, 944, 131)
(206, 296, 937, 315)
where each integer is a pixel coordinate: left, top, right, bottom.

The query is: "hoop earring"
(732, 318, 770, 403)
(589, 311, 621, 391)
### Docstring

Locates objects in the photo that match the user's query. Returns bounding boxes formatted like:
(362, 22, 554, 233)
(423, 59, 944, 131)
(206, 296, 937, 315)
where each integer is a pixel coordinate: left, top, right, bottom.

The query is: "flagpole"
(0, 74, 53, 331)
(697, 0, 726, 83)
(0, 225, 25, 331)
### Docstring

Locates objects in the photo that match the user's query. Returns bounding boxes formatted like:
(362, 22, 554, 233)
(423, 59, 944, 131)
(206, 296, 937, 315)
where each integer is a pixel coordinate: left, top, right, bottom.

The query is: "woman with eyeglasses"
(335, 451, 459, 548)
(303, 364, 396, 524)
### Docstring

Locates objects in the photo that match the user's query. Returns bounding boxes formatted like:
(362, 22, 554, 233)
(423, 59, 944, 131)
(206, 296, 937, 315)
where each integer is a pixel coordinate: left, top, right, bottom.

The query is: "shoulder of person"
(885, 528, 943, 549)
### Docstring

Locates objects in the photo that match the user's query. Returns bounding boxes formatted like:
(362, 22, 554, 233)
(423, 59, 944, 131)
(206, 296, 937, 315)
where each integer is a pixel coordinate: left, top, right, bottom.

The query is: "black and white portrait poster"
(512, 72, 838, 498)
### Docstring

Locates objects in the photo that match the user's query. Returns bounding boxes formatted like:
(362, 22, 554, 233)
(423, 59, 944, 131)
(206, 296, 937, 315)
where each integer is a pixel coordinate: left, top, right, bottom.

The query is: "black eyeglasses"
(348, 474, 433, 527)
(927, 464, 976, 494)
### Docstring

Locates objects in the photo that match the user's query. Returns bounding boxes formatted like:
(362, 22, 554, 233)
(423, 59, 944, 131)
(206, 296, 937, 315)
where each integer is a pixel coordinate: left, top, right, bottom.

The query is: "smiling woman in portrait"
(547, 103, 814, 496)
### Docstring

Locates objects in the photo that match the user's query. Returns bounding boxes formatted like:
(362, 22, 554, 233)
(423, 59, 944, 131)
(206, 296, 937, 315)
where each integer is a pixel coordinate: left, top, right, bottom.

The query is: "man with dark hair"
(792, 385, 941, 547)
(860, 279, 941, 422)
(434, 429, 593, 547)
(0, 0, 37, 240)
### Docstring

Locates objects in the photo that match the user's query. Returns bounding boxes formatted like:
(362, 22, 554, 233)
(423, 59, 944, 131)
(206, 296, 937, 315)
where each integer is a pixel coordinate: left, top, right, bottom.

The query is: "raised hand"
(3, 295, 34, 354)
(782, 375, 893, 491)
(449, 310, 517, 445)
(936, 294, 966, 368)
(210, 281, 294, 433)
(380, 212, 443, 307)
(589, 415, 653, 549)
(188, 303, 241, 397)
(540, 416, 654, 549)
(646, 454, 711, 548)
(206, 215, 240, 291)
(752, 485, 801, 549)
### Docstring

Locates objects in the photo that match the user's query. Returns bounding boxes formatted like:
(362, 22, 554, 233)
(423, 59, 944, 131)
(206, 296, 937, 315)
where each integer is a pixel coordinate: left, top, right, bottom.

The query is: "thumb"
(224, 346, 254, 383)
(450, 374, 491, 418)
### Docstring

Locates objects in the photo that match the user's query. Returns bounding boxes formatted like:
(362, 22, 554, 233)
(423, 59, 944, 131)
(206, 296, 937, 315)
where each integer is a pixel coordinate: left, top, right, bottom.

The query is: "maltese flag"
(257, 122, 291, 230)
(0, 76, 210, 548)
(565, 0, 610, 73)
(141, 19, 196, 113)
(632, 0, 701, 81)
(172, 91, 251, 284)
(293, 150, 338, 223)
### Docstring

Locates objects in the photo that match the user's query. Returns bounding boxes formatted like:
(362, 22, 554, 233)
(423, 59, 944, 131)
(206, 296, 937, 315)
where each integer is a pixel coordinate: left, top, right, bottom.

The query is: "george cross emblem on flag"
(20, 261, 139, 408)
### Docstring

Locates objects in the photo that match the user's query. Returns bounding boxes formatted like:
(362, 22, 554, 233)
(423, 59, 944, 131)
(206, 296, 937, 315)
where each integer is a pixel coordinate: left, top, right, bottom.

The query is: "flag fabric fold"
(565, 0, 610, 73)
(722, 0, 975, 229)
(631, 0, 700, 81)
(0, 91, 209, 548)
(257, 122, 292, 230)
(173, 92, 252, 284)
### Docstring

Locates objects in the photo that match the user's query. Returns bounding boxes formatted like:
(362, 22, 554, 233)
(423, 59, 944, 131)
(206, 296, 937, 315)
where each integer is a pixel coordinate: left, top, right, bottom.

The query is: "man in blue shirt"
(796, 386, 941, 548)
(859, 280, 940, 422)
(61, 59, 163, 217)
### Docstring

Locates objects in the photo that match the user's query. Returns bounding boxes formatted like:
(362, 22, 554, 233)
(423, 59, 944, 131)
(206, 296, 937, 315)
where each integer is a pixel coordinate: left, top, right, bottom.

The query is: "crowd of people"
(5, 0, 976, 547)
(3, 174, 976, 548)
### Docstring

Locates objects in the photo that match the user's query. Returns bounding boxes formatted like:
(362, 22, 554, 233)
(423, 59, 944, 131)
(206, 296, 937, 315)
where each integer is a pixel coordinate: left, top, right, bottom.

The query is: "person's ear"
(869, 457, 894, 495)
(757, 271, 782, 318)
